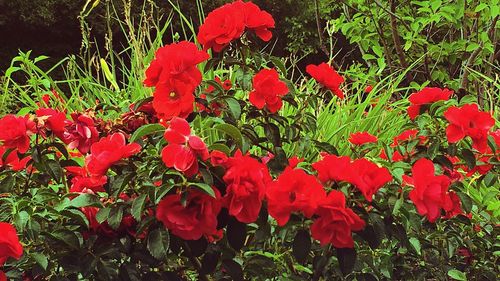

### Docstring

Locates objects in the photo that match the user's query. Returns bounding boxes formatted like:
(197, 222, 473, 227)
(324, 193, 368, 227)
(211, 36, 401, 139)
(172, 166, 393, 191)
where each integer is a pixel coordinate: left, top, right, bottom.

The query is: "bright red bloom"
(222, 150, 272, 223)
(35, 108, 67, 139)
(156, 189, 221, 240)
(66, 166, 107, 194)
(266, 167, 326, 226)
(346, 158, 392, 202)
(443, 192, 463, 219)
(210, 150, 228, 166)
(364, 85, 373, 93)
(0, 147, 31, 171)
(444, 104, 495, 153)
(310, 191, 365, 248)
(249, 68, 288, 113)
(312, 154, 351, 184)
(379, 149, 404, 162)
(0, 270, 5, 281)
(161, 118, 209, 177)
(85, 133, 141, 176)
(407, 87, 452, 120)
(348, 132, 378, 145)
(306, 63, 345, 99)
(63, 113, 99, 154)
(404, 158, 453, 223)
(0, 115, 35, 154)
(240, 1, 275, 41)
(0, 222, 23, 266)
(392, 129, 425, 146)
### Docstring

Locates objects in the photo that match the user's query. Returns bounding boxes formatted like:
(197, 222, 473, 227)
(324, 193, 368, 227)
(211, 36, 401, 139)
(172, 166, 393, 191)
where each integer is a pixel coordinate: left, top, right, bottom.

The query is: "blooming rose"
(35, 108, 67, 139)
(63, 113, 99, 154)
(210, 150, 228, 166)
(407, 87, 452, 120)
(240, 1, 275, 41)
(85, 133, 141, 176)
(0, 146, 31, 172)
(0, 115, 35, 154)
(312, 153, 351, 184)
(403, 158, 454, 222)
(0, 222, 23, 265)
(306, 63, 345, 99)
(444, 104, 495, 153)
(222, 150, 272, 223)
(161, 117, 209, 177)
(0, 270, 5, 281)
(156, 189, 221, 240)
(310, 191, 365, 248)
(346, 158, 392, 202)
(266, 167, 326, 226)
(249, 68, 289, 113)
(348, 132, 378, 145)
(66, 166, 107, 194)
(443, 192, 463, 219)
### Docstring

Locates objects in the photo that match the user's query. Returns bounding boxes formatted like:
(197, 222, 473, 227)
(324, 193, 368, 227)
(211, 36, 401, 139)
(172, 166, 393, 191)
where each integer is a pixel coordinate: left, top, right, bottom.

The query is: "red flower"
(249, 68, 288, 113)
(0, 147, 31, 172)
(63, 113, 99, 154)
(0, 270, 5, 281)
(222, 150, 272, 223)
(407, 87, 452, 120)
(404, 158, 453, 223)
(66, 166, 107, 194)
(346, 158, 392, 202)
(85, 133, 141, 176)
(444, 104, 495, 153)
(364, 85, 373, 93)
(35, 108, 67, 139)
(156, 189, 221, 240)
(348, 132, 378, 145)
(306, 63, 345, 99)
(310, 191, 365, 248)
(210, 150, 228, 166)
(0, 115, 35, 154)
(443, 191, 463, 219)
(379, 149, 404, 162)
(161, 118, 209, 177)
(392, 129, 425, 146)
(240, 1, 275, 41)
(267, 167, 326, 226)
(144, 41, 209, 120)
(312, 154, 351, 184)
(0, 222, 23, 266)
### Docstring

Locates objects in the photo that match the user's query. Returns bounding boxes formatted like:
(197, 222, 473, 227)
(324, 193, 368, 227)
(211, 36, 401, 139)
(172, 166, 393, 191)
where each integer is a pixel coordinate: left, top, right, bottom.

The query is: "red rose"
(85, 133, 141, 176)
(0, 270, 5, 281)
(310, 191, 365, 248)
(266, 167, 326, 226)
(444, 104, 494, 153)
(156, 189, 221, 240)
(346, 158, 392, 202)
(35, 108, 67, 139)
(63, 113, 99, 154)
(407, 87, 452, 120)
(161, 118, 209, 177)
(403, 158, 453, 223)
(364, 85, 373, 93)
(240, 1, 275, 41)
(312, 154, 351, 184)
(0, 147, 31, 172)
(306, 63, 345, 99)
(443, 191, 463, 219)
(0, 222, 23, 266)
(249, 68, 288, 113)
(348, 132, 378, 145)
(392, 129, 425, 146)
(0, 115, 35, 154)
(66, 166, 107, 194)
(210, 150, 228, 166)
(222, 150, 272, 223)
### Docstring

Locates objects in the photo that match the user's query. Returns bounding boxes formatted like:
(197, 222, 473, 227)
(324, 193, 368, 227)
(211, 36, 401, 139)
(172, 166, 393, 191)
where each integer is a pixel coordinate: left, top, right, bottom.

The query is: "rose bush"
(0, 1, 498, 280)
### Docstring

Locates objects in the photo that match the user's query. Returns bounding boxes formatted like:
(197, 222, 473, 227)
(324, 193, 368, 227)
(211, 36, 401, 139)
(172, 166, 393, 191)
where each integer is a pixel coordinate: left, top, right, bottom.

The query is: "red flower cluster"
(306, 63, 345, 99)
(403, 158, 457, 222)
(161, 117, 209, 177)
(156, 189, 222, 240)
(0, 146, 31, 171)
(0, 115, 35, 154)
(63, 113, 99, 154)
(348, 131, 378, 145)
(197, 0, 275, 52)
(222, 151, 272, 223)
(249, 68, 289, 113)
(0, 222, 23, 266)
(144, 41, 209, 120)
(407, 87, 452, 120)
(65, 166, 107, 194)
(310, 191, 365, 248)
(444, 104, 495, 153)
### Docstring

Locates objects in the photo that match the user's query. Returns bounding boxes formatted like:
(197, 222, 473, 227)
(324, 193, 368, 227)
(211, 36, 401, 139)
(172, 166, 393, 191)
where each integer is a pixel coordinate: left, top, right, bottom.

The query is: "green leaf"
(466, 43, 480, 52)
(225, 97, 241, 120)
(45, 159, 63, 183)
(129, 123, 165, 143)
(107, 206, 124, 230)
(336, 248, 357, 276)
(292, 230, 311, 263)
(215, 123, 243, 148)
(147, 228, 170, 260)
(0, 174, 16, 193)
(409, 237, 421, 255)
(461, 149, 476, 169)
(269, 56, 287, 76)
(32, 253, 48, 270)
(456, 192, 472, 213)
(131, 194, 148, 221)
(96, 208, 111, 224)
(448, 269, 467, 281)
(483, 172, 497, 187)
(188, 182, 215, 197)
(69, 193, 102, 208)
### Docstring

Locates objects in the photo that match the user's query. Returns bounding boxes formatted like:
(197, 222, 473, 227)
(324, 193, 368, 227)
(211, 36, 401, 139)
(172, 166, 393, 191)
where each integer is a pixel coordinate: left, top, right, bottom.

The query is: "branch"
(389, 0, 411, 81)
(314, 0, 341, 69)
(372, 0, 411, 31)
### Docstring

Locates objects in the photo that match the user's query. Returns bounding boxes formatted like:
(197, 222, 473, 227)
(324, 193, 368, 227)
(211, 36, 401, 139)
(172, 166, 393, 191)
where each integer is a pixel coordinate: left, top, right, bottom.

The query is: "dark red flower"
(222, 150, 272, 223)
(63, 113, 99, 154)
(249, 68, 288, 113)
(310, 191, 365, 248)
(348, 132, 378, 145)
(306, 63, 344, 99)
(266, 167, 326, 226)
(161, 118, 209, 177)
(312, 154, 351, 184)
(156, 189, 221, 240)
(444, 104, 495, 153)
(0, 147, 31, 171)
(0, 222, 23, 266)
(86, 133, 141, 176)
(407, 87, 452, 119)
(404, 158, 453, 223)
(0, 115, 35, 154)
(346, 158, 392, 202)
(210, 150, 228, 166)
